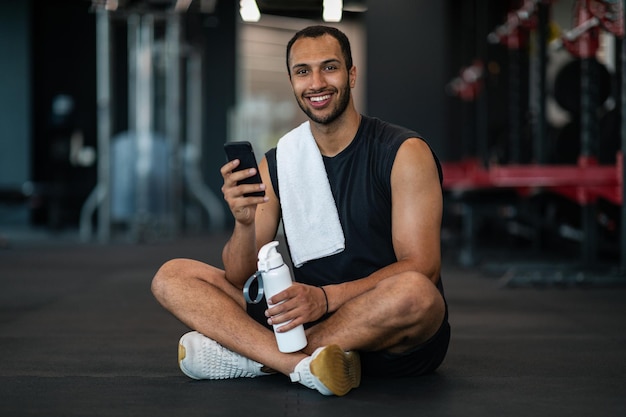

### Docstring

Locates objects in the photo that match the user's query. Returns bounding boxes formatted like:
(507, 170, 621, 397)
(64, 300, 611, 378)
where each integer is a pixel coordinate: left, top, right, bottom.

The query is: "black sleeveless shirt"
(266, 115, 444, 293)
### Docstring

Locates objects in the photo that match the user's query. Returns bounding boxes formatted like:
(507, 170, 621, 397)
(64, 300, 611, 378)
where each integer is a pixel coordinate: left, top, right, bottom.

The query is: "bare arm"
(323, 138, 442, 312)
(221, 157, 281, 289)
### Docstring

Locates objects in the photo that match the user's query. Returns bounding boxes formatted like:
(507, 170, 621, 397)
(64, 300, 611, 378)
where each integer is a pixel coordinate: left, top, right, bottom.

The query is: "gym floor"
(1, 232, 625, 417)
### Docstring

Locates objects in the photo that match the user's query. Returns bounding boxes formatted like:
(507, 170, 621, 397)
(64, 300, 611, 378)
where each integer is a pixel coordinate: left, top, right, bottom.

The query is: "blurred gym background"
(0, 0, 624, 284)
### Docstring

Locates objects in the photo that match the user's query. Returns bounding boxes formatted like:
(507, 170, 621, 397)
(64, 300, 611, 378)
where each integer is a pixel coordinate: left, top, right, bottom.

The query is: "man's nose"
(309, 69, 326, 90)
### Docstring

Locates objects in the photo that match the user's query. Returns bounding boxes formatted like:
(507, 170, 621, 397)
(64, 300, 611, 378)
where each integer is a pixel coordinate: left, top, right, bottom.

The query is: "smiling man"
(151, 25, 450, 397)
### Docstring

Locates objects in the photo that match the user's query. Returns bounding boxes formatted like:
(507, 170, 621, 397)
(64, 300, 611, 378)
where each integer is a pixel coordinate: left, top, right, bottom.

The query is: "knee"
(380, 272, 445, 327)
(151, 258, 187, 302)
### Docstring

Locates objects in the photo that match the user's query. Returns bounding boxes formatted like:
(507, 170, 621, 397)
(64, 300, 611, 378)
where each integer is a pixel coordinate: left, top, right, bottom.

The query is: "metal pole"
(185, 52, 226, 231)
(133, 14, 155, 241)
(127, 14, 139, 134)
(580, 58, 595, 158)
(509, 48, 522, 163)
(80, 7, 111, 241)
(475, 0, 488, 165)
(94, 7, 112, 242)
(534, 1, 549, 164)
(165, 12, 182, 236)
(618, 5, 626, 275)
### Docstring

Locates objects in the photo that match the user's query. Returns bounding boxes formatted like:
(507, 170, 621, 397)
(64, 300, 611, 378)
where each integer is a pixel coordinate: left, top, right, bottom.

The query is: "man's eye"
(296, 69, 308, 76)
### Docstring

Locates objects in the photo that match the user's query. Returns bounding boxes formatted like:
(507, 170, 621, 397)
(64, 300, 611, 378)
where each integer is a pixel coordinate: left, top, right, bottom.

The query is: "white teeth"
(310, 95, 331, 102)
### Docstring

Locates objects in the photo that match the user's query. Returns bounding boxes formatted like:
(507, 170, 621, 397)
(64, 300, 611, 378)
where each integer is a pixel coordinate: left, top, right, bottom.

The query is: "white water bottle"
(256, 241, 308, 353)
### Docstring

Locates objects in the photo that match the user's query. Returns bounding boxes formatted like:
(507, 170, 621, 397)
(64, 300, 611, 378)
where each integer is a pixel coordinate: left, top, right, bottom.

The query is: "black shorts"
(359, 314, 450, 377)
(246, 302, 450, 378)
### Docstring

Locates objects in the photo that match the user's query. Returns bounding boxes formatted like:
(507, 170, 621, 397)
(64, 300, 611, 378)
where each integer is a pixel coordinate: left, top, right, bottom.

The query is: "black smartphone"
(223, 141, 265, 197)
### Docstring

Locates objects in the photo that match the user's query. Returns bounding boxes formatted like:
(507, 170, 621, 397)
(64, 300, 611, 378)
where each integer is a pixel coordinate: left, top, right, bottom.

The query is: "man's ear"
(349, 65, 356, 88)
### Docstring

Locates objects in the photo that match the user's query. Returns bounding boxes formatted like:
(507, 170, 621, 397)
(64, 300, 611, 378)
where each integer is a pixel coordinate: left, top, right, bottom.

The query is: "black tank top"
(266, 115, 443, 292)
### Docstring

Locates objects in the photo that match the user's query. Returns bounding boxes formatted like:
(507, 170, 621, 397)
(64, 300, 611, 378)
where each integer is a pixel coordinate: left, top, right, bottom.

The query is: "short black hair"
(286, 25, 353, 76)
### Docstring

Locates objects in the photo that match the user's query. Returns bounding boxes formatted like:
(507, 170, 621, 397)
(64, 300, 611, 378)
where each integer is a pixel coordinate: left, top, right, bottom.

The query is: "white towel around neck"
(276, 121, 345, 267)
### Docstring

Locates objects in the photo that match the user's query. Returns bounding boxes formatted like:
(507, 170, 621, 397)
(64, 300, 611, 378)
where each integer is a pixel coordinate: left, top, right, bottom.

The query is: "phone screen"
(223, 141, 265, 197)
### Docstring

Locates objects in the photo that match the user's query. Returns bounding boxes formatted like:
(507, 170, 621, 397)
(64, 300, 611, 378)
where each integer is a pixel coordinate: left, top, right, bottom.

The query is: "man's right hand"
(220, 159, 268, 225)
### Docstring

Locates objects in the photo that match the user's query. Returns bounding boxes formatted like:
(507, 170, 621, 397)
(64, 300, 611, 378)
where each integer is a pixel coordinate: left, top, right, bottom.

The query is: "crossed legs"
(151, 258, 305, 375)
(151, 257, 446, 378)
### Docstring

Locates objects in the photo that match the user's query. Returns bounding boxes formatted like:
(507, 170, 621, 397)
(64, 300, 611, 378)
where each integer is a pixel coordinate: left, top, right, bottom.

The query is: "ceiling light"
(343, 1, 367, 13)
(175, 0, 193, 12)
(240, 0, 261, 22)
(323, 0, 343, 22)
(105, 0, 118, 11)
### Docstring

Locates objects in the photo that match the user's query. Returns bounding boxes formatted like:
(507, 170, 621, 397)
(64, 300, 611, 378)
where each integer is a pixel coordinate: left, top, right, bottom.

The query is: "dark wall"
(198, 1, 237, 197)
(365, 0, 515, 163)
(443, 0, 513, 163)
(365, 0, 450, 160)
(31, 0, 97, 227)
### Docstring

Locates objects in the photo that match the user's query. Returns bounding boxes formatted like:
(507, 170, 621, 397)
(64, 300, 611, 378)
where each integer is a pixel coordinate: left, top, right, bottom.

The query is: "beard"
(295, 81, 351, 125)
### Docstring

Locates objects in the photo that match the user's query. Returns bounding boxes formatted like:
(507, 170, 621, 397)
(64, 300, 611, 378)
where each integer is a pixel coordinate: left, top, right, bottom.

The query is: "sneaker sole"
(178, 335, 201, 380)
(178, 342, 186, 364)
(309, 345, 361, 396)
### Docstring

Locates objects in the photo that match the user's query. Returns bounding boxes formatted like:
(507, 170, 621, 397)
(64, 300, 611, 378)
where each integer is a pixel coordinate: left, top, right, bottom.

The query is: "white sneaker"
(178, 331, 273, 380)
(290, 345, 361, 396)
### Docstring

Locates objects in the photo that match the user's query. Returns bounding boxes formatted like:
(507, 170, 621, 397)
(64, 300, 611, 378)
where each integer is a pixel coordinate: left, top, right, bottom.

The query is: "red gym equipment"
(444, 0, 626, 285)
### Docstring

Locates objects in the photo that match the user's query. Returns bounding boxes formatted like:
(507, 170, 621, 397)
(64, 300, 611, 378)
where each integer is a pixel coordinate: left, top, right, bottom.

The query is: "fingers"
(221, 160, 265, 196)
(221, 160, 267, 223)
(265, 284, 325, 331)
(220, 158, 240, 177)
(267, 307, 305, 333)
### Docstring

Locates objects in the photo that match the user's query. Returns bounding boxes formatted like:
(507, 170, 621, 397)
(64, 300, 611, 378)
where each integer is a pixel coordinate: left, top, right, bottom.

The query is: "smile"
(310, 94, 332, 102)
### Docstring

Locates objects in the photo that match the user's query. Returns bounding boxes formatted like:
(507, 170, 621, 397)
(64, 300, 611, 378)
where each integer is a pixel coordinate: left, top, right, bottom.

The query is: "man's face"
(288, 34, 355, 125)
